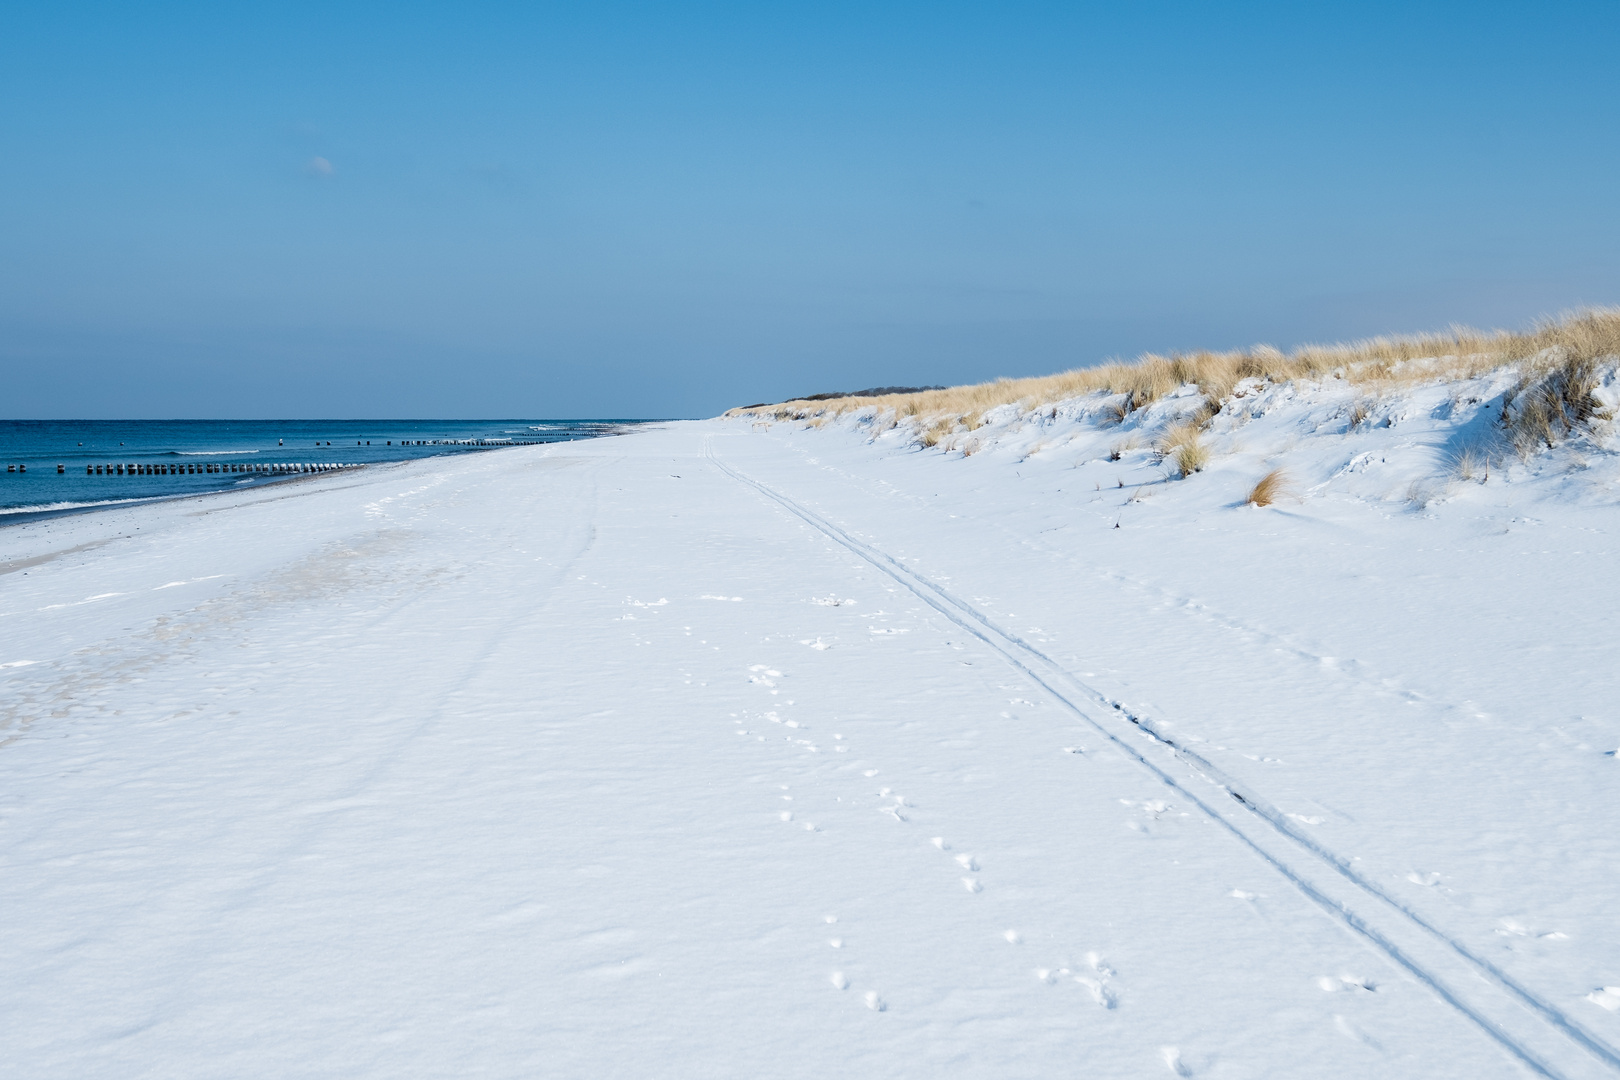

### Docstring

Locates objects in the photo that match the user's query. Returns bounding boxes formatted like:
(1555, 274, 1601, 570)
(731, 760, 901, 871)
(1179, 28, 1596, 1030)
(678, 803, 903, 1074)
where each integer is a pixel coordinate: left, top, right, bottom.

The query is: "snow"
(3, 395, 1620, 1078)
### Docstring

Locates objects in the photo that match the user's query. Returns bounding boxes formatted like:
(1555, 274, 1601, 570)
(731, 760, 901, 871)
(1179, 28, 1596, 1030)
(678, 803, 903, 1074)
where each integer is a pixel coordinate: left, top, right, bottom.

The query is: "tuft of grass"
(1503, 351, 1603, 456)
(920, 417, 956, 447)
(1348, 401, 1371, 429)
(1246, 467, 1290, 506)
(1406, 478, 1448, 509)
(1107, 435, 1139, 461)
(1449, 445, 1490, 482)
(1158, 423, 1209, 477)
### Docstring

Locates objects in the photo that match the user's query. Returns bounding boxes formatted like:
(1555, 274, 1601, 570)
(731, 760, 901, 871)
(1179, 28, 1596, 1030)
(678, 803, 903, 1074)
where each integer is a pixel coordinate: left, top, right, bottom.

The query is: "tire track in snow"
(771, 428, 1474, 736)
(706, 436, 1619, 1080)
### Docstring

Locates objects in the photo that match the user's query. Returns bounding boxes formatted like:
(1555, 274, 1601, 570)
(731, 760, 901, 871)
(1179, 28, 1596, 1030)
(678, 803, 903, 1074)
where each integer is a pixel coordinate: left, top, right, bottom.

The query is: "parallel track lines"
(708, 438, 1619, 1080)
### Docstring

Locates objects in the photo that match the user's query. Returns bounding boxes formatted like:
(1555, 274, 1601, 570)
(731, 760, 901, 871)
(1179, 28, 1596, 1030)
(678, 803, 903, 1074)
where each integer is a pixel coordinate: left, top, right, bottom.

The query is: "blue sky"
(3, 1, 1618, 418)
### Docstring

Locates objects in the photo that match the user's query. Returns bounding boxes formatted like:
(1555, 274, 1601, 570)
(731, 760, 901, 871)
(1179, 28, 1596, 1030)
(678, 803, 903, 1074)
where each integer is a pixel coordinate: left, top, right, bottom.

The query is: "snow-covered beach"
(5, 406, 1620, 1078)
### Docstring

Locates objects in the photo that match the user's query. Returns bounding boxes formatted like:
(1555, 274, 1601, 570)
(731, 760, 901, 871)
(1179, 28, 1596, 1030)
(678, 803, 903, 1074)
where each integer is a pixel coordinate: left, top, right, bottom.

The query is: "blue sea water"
(0, 419, 642, 520)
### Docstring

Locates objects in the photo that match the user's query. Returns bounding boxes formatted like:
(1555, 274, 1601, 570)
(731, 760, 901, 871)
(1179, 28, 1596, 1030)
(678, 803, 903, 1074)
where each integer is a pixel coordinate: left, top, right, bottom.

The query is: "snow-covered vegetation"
(733, 308, 1620, 508)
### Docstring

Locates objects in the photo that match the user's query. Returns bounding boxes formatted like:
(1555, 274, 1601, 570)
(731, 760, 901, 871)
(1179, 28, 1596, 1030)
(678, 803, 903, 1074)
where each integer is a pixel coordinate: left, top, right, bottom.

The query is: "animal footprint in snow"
(1161, 1046, 1190, 1076)
(1495, 918, 1566, 939)
(954, 854, 978, 872)
(1075, 976, 1116, 1008)
(864, 991, 886, 1012)
(1316, 974, 1375, 992)
(1333, 1014, 1383, 1049)
(1003, 929, 1021, 945)
(931, 837, 949, 850)
(1069, 953, 1118, 1007)
(830, 972, 849, 990)
(1587, 987, 1620, 1011)
(1406, 871, 1441, 886)
(828, 938, 843, 949)
(962, 877, 982, 893)
(1120, 798, 1172, 820)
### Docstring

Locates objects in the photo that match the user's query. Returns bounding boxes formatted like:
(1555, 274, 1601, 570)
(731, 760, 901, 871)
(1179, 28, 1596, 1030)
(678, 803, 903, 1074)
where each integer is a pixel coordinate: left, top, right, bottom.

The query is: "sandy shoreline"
(4, 420, 1617, 1078)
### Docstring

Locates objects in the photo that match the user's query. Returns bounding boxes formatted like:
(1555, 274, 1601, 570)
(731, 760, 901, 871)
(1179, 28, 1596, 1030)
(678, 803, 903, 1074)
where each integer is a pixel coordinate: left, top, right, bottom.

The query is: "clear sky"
(3, 1, 1618, 419)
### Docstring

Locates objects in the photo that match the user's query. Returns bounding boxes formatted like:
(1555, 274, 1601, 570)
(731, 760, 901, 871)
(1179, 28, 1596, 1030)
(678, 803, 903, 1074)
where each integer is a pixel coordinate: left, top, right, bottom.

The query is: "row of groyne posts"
(0, 462, 364, 476)
(5, 437, 552, 476)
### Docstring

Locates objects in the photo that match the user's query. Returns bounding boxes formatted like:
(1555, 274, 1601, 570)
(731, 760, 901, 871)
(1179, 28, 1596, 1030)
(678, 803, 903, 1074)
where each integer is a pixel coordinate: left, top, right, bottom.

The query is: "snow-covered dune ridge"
(733, 308, 1620, 511)
(781, 360, 1620, 511)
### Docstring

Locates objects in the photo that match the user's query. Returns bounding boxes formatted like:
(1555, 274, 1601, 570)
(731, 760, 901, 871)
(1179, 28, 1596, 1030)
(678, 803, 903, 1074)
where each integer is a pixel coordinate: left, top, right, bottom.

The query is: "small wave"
(0, 498, 149, 515)
(173, 449, 261, 456)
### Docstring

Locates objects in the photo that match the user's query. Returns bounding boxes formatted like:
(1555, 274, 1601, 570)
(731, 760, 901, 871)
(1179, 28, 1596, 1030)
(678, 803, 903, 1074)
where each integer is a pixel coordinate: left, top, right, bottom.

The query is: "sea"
(0, 419, 644, 522)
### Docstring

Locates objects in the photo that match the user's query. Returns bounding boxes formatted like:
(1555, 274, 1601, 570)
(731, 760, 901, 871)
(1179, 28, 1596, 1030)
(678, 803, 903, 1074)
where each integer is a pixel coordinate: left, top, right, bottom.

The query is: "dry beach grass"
(1246, 468, 1291, 507)
(1156, 422, 1208, 477)
(729, 309, 1620, 460)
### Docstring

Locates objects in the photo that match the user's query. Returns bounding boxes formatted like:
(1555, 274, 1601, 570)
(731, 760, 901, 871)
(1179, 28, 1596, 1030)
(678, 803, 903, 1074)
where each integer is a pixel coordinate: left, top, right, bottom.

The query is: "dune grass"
(1448, 446, 1490, 482)
(1246, 468, 1291, 507)
(1502, 351, 1609, 455)
(1157, 423, 1208, 477)
(728, 308, 1620, 434)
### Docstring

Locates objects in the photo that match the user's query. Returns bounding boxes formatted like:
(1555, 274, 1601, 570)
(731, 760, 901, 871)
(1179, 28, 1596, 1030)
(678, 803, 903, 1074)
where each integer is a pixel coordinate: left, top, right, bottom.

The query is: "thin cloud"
(305, 156, 334, 177)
